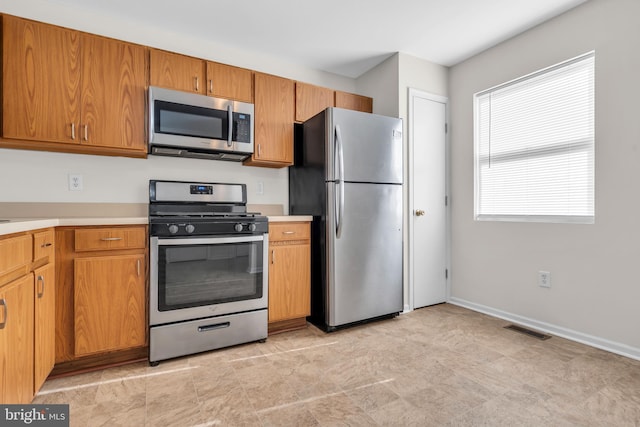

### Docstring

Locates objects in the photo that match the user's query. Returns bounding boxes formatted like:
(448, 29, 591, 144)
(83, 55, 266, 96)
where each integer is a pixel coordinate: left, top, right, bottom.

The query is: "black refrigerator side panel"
(289, 111, 328, 328)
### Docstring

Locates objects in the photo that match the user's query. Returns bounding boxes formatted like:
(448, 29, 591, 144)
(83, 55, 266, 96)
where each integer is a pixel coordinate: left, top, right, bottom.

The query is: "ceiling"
(50, 0, 588, 78)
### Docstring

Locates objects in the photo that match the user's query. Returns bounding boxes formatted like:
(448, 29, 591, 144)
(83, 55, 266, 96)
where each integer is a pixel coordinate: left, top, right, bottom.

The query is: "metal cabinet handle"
(100, 237, 122, 241)
(83, 124, 89, 141)
(71, 123, 76, 140)
(415, 209, 426, 216)
(271, 249, 275, 264)
(41, 242, 53, 248)
(258, 144, 262, 157)
(283, 231, 295, 235)
(0, 299, 6, 329)
(37, 275, 45, 298)
(137, 259, 141, 277)
(209, 79, 213, 94)
(194, 76, 199, 92)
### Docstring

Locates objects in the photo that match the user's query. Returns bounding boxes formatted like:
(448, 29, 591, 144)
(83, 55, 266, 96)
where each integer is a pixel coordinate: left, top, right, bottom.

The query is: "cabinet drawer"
(33, 229, 55, 261)
(269, 222, 310, 242)
(74, 227, 146, 252)
(0, 234, 32, 284)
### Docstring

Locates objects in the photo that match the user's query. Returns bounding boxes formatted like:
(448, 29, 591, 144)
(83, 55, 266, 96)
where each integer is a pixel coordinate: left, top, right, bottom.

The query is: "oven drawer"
(149, 309, 267, 362)
(75, 227, 146, 252)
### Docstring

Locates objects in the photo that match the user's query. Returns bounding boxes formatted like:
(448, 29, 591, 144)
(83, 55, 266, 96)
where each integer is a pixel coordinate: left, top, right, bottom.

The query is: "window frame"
(473, 51, 595, 224)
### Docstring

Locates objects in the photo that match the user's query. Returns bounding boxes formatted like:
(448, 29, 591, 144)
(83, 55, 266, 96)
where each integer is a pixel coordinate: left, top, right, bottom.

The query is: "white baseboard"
(448, 297, 640, 362)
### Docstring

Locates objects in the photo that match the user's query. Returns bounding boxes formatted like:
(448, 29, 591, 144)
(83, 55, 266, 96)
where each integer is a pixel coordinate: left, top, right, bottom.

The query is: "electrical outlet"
(68, 174, 83, 191)
(538, 271, 551, 288)
(257, 181, 264, 195)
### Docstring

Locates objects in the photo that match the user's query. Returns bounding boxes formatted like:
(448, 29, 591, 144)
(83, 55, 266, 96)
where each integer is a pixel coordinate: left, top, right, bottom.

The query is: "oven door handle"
(156, 235, 264, 246)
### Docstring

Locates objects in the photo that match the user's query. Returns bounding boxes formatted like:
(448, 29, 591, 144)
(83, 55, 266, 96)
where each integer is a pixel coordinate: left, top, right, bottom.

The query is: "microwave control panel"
(233, 113, 251, 143)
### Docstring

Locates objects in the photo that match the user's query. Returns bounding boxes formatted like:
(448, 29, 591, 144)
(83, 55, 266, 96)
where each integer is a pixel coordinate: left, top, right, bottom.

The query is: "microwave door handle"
(227, 104, 233, 147)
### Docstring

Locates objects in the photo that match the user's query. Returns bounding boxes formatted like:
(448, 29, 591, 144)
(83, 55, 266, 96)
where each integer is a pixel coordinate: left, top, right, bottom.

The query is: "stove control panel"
(150, 218, 268, 237)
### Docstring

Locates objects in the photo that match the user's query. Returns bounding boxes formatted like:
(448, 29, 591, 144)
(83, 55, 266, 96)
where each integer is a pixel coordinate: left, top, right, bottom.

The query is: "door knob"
(415, 209, 425, 216)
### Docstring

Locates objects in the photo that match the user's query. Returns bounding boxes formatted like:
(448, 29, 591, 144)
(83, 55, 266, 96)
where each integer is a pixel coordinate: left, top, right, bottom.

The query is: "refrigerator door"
(326, 108, 403, 184)
(326, 181, 403, 327)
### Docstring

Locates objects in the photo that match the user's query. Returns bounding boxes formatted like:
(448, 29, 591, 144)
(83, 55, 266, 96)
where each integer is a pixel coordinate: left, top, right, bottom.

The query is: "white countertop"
(0, 217, 147, 236)
(0, 215, 313, 236)
(268, 215, 313, 222)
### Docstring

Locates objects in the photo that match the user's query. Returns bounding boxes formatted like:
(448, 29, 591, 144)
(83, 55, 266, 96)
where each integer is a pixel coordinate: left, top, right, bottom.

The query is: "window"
(474, 52, 595, 223)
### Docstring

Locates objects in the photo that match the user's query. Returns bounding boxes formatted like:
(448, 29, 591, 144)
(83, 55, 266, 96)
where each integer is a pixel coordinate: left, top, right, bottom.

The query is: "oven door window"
(154, 100, 228, 140)
(157, 240, 263, 311)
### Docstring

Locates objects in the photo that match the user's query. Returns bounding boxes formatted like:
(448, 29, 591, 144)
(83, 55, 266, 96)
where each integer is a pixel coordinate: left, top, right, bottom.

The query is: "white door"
(409, 89, 448, 309)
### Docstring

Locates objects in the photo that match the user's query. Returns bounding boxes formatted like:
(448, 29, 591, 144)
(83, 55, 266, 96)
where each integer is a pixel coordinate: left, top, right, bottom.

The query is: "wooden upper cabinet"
(2, 15, 146, 156)
(295, 82, 334, 122)
(335, 91, 373, 113)
(150, 49, 205, 94)
(244, 72, 295, 167)
(2, 15, 80, 143)
(206, 61, 253, 103)
(80, 34, 146, 152)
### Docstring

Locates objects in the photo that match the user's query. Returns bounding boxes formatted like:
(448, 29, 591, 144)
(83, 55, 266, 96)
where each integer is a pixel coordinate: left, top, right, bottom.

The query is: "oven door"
(150, 234, 268, 326)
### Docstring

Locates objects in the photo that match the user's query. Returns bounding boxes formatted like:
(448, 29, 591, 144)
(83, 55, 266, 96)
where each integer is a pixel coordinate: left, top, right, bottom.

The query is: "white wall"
(449, 0, 640, 356)
(356, 54, 400, 117)
(0, 0, 356, 207)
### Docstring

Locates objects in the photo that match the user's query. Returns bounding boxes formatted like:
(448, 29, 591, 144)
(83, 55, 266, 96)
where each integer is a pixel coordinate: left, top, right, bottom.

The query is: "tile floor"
(35, 304, 640, 426)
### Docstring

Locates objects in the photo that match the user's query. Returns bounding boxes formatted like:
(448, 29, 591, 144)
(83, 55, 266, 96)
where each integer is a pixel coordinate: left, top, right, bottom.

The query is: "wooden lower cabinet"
(74, 254, 146, 356)
(268, 222, 311, 334)
(54, 225, 148, 375)
(0, 274, 35, 404)
(33, 263, 55, 393)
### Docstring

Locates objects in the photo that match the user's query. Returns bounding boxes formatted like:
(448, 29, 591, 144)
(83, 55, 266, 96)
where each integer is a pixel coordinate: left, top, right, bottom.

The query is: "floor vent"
(504, 324, 551, 340)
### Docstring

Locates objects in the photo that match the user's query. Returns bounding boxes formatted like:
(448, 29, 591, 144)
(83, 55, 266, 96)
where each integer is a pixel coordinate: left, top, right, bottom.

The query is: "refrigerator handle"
(335, 125, 345, 238)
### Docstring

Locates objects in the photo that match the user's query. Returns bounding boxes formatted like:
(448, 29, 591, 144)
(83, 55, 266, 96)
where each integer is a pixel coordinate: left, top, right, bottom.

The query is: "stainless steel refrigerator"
(289, 107, 403, 331)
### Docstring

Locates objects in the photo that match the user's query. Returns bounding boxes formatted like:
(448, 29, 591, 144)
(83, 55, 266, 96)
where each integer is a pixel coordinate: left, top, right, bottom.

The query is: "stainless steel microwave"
(148, 86, 254, 161)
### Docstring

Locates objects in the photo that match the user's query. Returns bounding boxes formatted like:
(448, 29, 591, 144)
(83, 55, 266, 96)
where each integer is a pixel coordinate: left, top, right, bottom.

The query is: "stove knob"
(185, 224, 195, 234)
(234, 223, 244, 232)
(248, 223, 257, 232)
(168, 224, 179, 234)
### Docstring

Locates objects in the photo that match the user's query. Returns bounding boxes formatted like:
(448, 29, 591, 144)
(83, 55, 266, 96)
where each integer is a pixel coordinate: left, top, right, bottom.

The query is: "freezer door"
(327, 108, 403, 184)
(326, 182, 403, 327)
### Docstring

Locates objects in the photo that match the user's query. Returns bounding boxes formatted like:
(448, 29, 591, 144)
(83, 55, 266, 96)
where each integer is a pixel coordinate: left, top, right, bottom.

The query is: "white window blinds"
(474, 52, 595, 223)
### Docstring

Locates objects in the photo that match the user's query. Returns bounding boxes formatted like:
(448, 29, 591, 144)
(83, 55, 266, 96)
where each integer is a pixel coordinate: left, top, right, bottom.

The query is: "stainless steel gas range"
(148, 180, 268, 365)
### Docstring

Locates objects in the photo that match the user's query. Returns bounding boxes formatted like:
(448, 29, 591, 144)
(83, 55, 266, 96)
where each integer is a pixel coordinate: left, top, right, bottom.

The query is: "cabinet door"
(335, 91, 373, 113)
(268, 244, 311, 322)
(295, 82, 334, 122)
(245, 72, 294, 167)
(206, 61, 253, 103)
(74, 254, 146, 356)
(0, 274, 35, 404)
(2, 15, 80, 143)
(80, 34, 146, 152)
(33, 263, 55, 393)
(150, 49, 205, 94)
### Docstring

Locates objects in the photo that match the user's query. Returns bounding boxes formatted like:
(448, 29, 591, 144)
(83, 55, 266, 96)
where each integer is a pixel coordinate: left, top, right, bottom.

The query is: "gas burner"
(149, 180, 268, 238)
